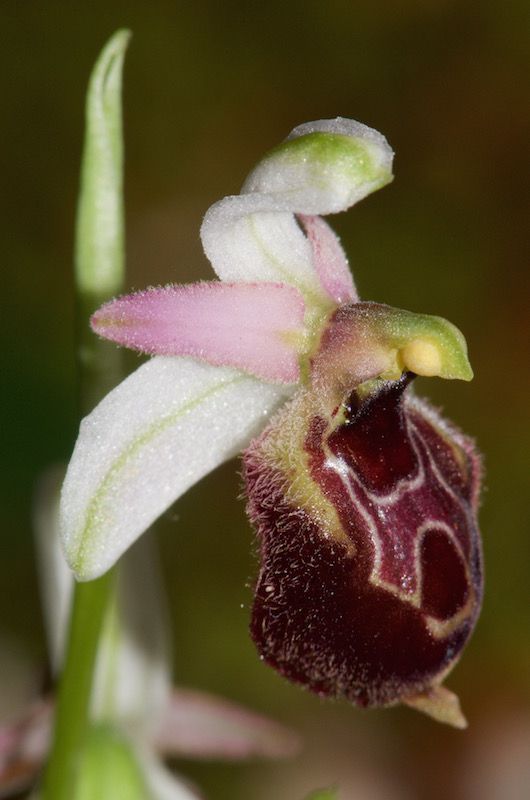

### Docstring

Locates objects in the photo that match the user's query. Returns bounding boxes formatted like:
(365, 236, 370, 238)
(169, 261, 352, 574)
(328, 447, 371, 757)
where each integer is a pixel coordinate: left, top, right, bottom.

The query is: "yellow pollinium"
(400, 338, 443, 377)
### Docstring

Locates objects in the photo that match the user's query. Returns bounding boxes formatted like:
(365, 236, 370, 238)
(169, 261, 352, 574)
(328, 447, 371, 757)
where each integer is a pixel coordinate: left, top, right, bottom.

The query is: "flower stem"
(41, 572, 115, 800)
(41, 30, 130, 799)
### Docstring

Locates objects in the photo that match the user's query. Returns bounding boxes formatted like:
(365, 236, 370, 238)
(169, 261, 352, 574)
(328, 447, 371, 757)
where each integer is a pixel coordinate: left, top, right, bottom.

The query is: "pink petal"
(92, 282, 306, 383)
(299, 215, 357, 304)
(154, 689, 300, 761)
(0, 700, 52, 798)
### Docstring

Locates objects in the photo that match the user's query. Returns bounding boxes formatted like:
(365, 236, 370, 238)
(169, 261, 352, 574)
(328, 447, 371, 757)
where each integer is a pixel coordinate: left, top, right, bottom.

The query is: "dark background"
(2, 2, 529, 798)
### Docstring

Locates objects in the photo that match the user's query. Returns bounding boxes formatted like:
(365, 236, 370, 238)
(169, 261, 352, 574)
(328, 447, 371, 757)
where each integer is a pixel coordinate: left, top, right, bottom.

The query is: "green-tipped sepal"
(243, 118, 394, 214)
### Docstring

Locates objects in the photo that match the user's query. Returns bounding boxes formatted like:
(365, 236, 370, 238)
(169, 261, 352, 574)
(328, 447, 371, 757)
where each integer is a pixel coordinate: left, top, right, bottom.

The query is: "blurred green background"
(2, 1, 529, 798)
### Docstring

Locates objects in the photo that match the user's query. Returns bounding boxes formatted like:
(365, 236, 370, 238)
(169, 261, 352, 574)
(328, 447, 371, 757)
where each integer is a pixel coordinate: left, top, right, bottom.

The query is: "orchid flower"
(61, 118, 483, 728)
(0, 469, 298, 799)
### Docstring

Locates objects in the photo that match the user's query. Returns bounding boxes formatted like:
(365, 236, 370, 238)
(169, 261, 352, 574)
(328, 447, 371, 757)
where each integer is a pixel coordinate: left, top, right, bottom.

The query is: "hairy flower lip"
(245, 373, 482, 718)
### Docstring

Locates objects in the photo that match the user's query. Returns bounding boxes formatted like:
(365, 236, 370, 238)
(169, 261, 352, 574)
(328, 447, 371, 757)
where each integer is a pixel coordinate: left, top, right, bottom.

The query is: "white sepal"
(137, 748, 204, 800)
(34, 472, 173, 732)
(33, 467, 73, 673)
(61, 356, 290, 580)
(91, 535, 172, 736)
(201, 118, 393, 305)
(201, 196, 327, 302)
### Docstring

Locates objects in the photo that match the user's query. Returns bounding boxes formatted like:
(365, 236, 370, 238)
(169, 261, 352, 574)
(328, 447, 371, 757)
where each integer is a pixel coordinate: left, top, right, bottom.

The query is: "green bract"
(75, 29, 129, 296)
(75, 725, 149, 800)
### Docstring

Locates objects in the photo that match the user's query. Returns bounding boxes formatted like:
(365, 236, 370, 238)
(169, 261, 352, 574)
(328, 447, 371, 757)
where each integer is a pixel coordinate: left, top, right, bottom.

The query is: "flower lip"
(245, 368, 482, 718)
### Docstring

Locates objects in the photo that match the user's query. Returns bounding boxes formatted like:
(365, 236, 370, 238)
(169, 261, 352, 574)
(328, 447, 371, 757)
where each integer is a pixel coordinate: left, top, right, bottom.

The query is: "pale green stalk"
(41, 30, 131, 800)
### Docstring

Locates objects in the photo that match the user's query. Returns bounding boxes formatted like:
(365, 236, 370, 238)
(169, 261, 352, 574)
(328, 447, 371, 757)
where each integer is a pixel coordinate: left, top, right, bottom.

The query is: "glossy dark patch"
(329, 375, 417, 494)
(420, 529, 469, 620)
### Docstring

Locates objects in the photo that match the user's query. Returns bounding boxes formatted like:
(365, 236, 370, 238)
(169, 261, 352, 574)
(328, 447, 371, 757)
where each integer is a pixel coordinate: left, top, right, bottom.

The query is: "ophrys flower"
(61, 118, 483, 726)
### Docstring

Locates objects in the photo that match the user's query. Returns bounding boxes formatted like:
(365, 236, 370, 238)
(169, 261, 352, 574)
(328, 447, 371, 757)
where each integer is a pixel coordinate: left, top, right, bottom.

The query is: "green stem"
(41, 30, 130, 799)
(41, 572, 115, 800)
(77, 290, 126, 417)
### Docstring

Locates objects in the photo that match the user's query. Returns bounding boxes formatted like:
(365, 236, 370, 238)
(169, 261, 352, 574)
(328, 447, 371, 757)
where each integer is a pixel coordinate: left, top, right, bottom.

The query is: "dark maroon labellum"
(244, 374, 482, 709)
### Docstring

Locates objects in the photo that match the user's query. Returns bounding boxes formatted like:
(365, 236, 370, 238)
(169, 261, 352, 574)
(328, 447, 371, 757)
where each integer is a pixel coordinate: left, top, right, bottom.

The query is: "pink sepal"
(0, 688, 299, 796)
(92, 282, 306, 383)
(0, 699, 51, 798)
(154, 689, 300, 761)
(299, 214, 357, 304)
